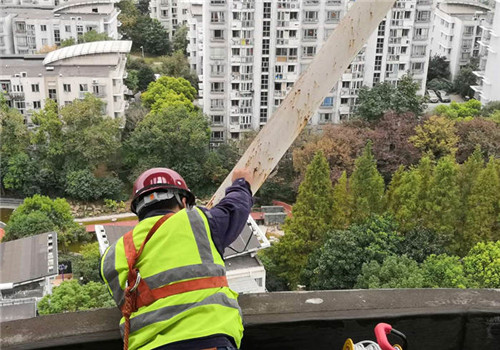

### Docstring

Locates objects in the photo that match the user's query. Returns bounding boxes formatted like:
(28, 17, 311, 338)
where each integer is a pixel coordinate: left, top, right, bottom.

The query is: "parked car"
(426, 90, 439, 103)
(436, 90, 451, 103)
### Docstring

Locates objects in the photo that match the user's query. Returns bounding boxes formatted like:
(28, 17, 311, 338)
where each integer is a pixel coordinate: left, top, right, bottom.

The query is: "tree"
(37, 280, 114, 315)
(157, 51, 198, 89)
(409, 115, 459, 159)
(60, 37, 76, 47)
(2, 153, 41, 196)
(130, 17, 171, 56)
(399, 227, 446, 263)
(387, 166, 421, 231)
(371, 112, 420, 182)
(355, 255, 424, 289)
(331, 171, 353, 229)
(292, 123, 371, 181)
(172, 26, 189, 54)
(427, 55, 451, 82)
(454, 64, 478, 98)
(78, 30, 111, 43)
(123, 105, 210, 192)
(137, 65, 156, 92)
(142, 76, 197, 108)
(59, 95, 121, 170)
(480, 101, 500, 117)
(463, 158, 500, 251)
(463, 241, 500, 288)
(73, 242, 102, 284)
(271, 152, 335, 287)
(357, 75, 426, 121)
(4, 195, 87, 250)
(64, 169, 102, 201)
(303, 216, 403, 290)
(455, 117, 500, 163)
(137, 0, 150, 15)
(426, 78, 453, 93)
(122, 102, 149, 140)
(435, 100, 482, 120)
(349, 141, 385, 223)
(421, 254, 468, 288)
(426, 156, 460, 243)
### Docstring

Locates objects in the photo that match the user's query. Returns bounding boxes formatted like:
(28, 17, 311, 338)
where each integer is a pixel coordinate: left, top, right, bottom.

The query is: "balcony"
(9, 92, 24, 100)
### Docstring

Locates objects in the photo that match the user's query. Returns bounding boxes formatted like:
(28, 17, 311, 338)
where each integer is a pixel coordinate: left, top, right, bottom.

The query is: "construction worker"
(100, 167, 253, 350)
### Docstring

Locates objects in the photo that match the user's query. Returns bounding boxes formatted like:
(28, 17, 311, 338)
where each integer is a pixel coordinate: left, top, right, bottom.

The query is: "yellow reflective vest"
(101, 207, 244, 350)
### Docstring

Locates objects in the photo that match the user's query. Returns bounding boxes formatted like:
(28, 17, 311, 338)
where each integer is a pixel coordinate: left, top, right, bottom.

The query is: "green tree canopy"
(270, 151, 335, 287)
(463, 241, 500, 288)
(434, 100, 482, 120)
(142, 76, 197, 108)
(157, 51, 198, 89)
(357, 75, 426, 121)
(455, 117, 500, 163)
(331, 171, 352, 229)
(421, 254, 468, 288)
(78, 30, 111, 43)
(37, 280, 114, 315)
(349, 141, 385, 222)
(4, 195, 87, 250)
(427, 55, 451, 82)
(303, 215, 403, 290)
(72, 242, 102, 284)
(454, 64, 478, 98)
(409, 115, 459, 159)
(355, 255, 424, 289)
(172, 26, 189, 53)
(123, 105, 210, 192)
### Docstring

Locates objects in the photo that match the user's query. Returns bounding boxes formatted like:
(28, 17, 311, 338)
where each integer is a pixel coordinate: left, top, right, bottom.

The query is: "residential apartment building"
(473, 0, 500, 103)
(186, 0, 432, 145)
(0, 40, 131, 123)
(149, 0, 193, 39)
(430, 1, 491, 80)
(0, 0, 120, 55)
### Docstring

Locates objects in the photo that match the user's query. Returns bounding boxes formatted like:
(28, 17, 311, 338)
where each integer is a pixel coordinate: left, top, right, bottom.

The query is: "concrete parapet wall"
(1, 289, 500, 349)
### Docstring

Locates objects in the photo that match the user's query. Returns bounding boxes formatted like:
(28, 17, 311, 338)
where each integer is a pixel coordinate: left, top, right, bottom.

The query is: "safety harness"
(120, 212, 229, 350)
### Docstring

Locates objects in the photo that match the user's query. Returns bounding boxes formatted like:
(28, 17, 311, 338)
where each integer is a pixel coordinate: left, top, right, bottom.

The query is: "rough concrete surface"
(1, 289, 500, 349)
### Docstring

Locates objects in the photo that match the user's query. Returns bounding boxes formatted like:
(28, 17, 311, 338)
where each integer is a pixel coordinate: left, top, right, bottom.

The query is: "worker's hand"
(232, 167, 253, 186)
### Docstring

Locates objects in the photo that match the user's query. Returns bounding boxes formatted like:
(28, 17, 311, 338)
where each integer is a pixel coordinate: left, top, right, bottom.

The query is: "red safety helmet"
(131, 168, 195, 215)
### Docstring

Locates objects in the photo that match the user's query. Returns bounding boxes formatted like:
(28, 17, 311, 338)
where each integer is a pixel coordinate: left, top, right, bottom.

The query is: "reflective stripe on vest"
(120, 292, 241, 335)
(101, 243, 124, 306)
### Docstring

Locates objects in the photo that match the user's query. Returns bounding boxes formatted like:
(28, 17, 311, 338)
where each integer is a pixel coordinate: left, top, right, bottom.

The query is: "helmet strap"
(174, 192, 185, 209)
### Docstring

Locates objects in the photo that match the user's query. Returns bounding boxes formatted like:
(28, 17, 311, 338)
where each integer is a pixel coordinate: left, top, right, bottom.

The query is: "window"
(289, 30, 297, 38)
(79, 84, 88, 92)
(303, 29, 317, 40)
(48, 88, 57, 101)
(211, 131, 224, 141)
(212, 29, 224, 40)
(374, 55, 382, 71)
(41, 24, 47, 31)
(411, 62, 424, 72)
(416, 11, 430, 22)
(211, 82, 224, 93)
(77, 25, 83, 36)
(65, 25, 71, 32)
(376, 38, 384, 54)
(320, 113, 333, 123)
(63, 84, 71, 92)
(211, 115, 223, 125)
(326, 10, 340, 22)
(210, 99, 224, 110)
(322, 97, 334, 106)
(93, 85, 103, 96)
(304, 11, 318, 22)
(412, 45, 426, 57)
(31, 84, 39, 92)
(54, 29, 60, 44)
(288, 65, 295, 73)
(33, 101, 41, 109)
(342, 81, 350, 88)
(414, 28, 428, 39)
(211, 64, 225, 76)
(302, 46, 316, 57)
(404, 11, 411, 19)
(210, 11, 225, 23)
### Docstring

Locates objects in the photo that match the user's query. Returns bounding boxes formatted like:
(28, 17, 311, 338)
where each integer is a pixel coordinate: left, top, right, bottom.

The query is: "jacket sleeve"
(200, 178, 253, 255)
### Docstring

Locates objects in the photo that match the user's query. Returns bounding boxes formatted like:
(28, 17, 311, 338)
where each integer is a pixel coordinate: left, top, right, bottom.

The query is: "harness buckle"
(126, 271, 141, 293)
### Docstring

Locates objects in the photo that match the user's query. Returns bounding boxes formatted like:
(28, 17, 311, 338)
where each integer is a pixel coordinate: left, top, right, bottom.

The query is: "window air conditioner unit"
(92, 79, 99, 84)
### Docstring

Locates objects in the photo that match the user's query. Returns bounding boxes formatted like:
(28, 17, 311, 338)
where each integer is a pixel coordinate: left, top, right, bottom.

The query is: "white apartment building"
(0, 0, 120, 55)
(149, 0, 193, 39)
(186, 0, 432, 145)
(430, 1, 491, 80)
(473, 0, 500, 103)
(0, 40, 132, 123)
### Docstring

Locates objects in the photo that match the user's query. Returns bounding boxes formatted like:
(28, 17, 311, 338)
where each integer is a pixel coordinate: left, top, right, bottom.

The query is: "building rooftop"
(438, 2, 491, 15)
(43, 40, 132, 65)
(0, 231, 57, 285)
(53, 0, 118, 13)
